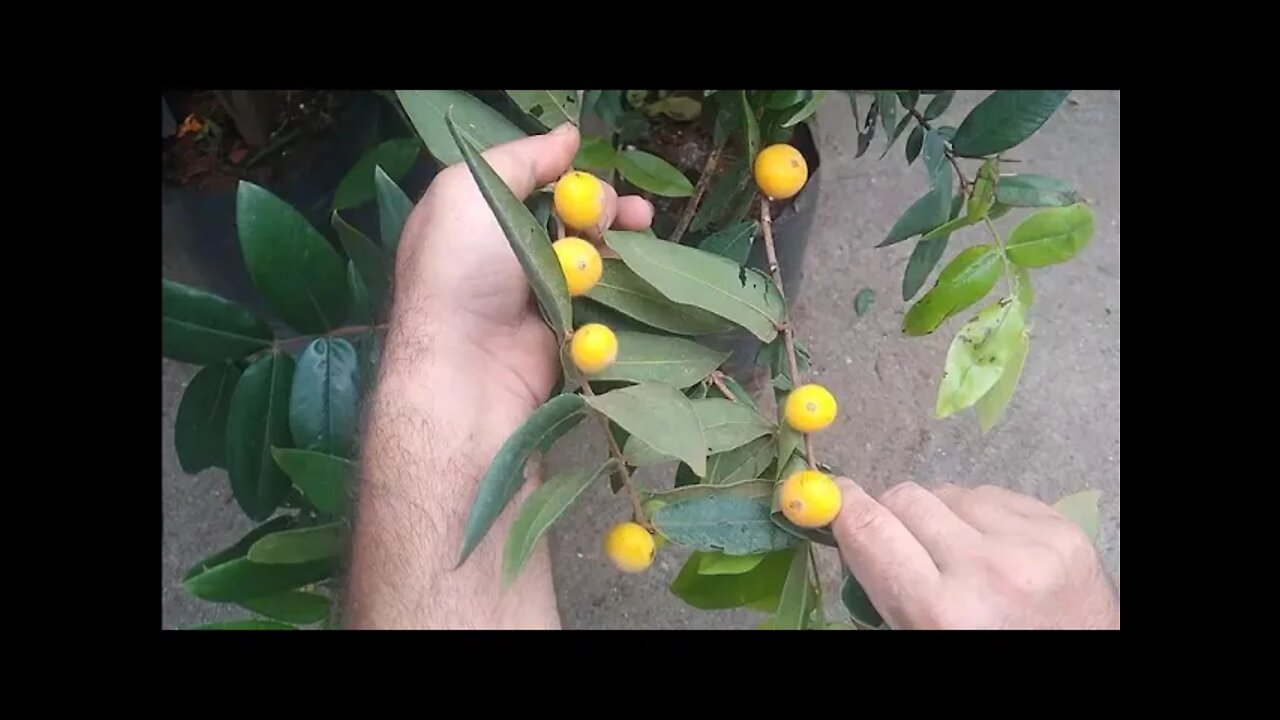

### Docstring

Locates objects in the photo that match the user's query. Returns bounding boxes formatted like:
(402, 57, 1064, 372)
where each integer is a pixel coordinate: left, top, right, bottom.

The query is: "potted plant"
(162, 89, 1101, 629)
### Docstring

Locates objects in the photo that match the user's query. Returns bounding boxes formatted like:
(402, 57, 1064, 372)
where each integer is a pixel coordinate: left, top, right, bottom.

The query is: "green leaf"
(289, 338, 359, 458)
(841, 569, 886, 628)
(854, 288, 875, 317)
(741, 90, 760, 162)
(974, 327, 1029, 432)
(446, 112, 573, 339)
(902, 194, 965, 301)
(248, 522, 343, 564)
(584, 331, 728, 388)
(780, 91, 828, 128)
(919, 212, 978, 243)
(951, 90, 1071, 157)
(190, 619, 297, 630)
(184, 555, 337, 603)
(617, 150, 694, 197)
(374, 167, 413, 254)
(644, 478, 775, 503)
(774, 544, 812, 629)
(333, 138, 420, 211)
(226, 353, 296, 521)
(1005, 204, 1094, 268)
(670, 549, 793, 610)
(331, 211, 388, 311)
(183, 516, 295, 582)
(878, 171, 953, 248)
(771, 511, 838, 547)
(270, 448, 352, 516)
(605, 230, 785, 343)
(502, 459, 618, 585)
(966, 159, 998, 222)
(458, 394, 586, 565)
(988, 202, 1012, 221)
(698, 221, 757, 265)
(585, 383, 706, 477)
(690, 156, 749, 232)
(874, 91, 897, 144)
(504, 90, 580, 128)
(346, 261, 373, 325)
(395, 90, 525, 167)
(652, 492, 798, 555)
(162, 280, 272, 364)
(1014, 265, 1034, 308)
(236, 182, 349, 334)
(238, 590, 330, 625)
(1053, 490, 1103, 543)
(774, 425, 802, 481)
(713, 94, 741, 147)
(720, 375, 758, 409)
(706, 435, 777, 485)
(903, 244, 1001, 336)
(175, 362, 242, 474)
(624, 397, 773, 465)
(922, 128, 950, 184)
(698, 551, 768, 576)
(905, 125, 924, 165)
(585, 259, 737, 337)
(766, 90, 809, 110)
(922, 91, 954, 121)
(995, 174, 1080, 208)
(936, 297, 1027, 418)
(879, 108, 917, 160)
(574, 136, 616, 175)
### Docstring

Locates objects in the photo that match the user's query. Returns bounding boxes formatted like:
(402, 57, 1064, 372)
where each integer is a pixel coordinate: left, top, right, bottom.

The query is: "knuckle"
(839, 502, 892, 540)
(879, 481, 929, 509)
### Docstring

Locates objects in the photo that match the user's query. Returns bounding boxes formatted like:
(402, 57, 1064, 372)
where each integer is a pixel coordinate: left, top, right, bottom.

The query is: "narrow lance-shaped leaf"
(879, 158, 953, 247)
(395, 90, 525, 167)
(248, 522, 344, 564)
(374, 167, 413, 254)
(226, 353, 296, 521)
(922, 127, 949, 185)
(741, 90, 760, 162)
(936, 296, 1027, 418)
(346, 261, 373, 325)
(585, 383, 706, 477)
(184, 555, 337, 603)
(162, 280, 272, 364)
(902, 194, 965, 301)
(271, 447, 352, 516)
(690, 155, 749, 232)
(922, 91, 954, 121)
(582, 331, 729, 388)
(183, 516, 295, 582)
(903, 244, 1001, 336)
(289, 338, 360, 458)
(996, 174, 1080, 207)
(238, 590, 330, 625)
(447, 111, 572, 338)
(502, 459, 619, 584)
(974, 327, 1029, 432)
(458, 393, 586, 566)
(333, 138, 420, 211)
(951, 90, 1071, 157)
(190, 619, 297, 630)
(773, 544, 813, 630)
(905, 125, 924, 165)
(1005, 204, 1094, 268)
(1053, 490, 1103, 543)
(874, 91, 897, 143)
(331, 210, 388, 312)
(651, 492, 798, 555)
(174, 362, 242, 474)
(504, 90, 580, 128)
(617, 150, 694, 197)
(781, 90, 828, 128)
(879, 108, 918, 159)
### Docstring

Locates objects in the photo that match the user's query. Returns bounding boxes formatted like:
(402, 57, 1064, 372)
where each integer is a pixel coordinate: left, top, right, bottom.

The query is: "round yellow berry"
(753, 143, 809, 200)
(604, 521, 655, 573)
(778, 470, 842, 528)
(570, 323, 618, 374)
(784, 383, 837, 433)
(554, 171, 605, 231)
(552, 237, 603, 296)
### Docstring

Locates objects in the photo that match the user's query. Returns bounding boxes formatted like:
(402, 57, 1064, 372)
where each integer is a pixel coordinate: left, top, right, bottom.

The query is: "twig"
(572, 364, 646, 526)
(270, 323, 387, 351)
(906, 106, 970, 191)
(760, 200, 817, 470)
(668, 145, 724, 245)
(709, 371, 737, 402)
(244, 128, 304, 171)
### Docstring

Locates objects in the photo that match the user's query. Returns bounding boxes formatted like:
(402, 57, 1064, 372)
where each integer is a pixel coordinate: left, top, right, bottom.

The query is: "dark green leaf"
(346, 261, 373, 325)
(854, 288, 875, 317)
(853, 92, 878, 158)
(651, 492, 798, 555)
(1053, 490, 1103, 543)
(289, 338, 359, 458)
(248, 522, 343, 564)
(988, 202, 1012, 220)
(175, 362, 242, 474)
(236, 182, 349, 334)
(903, 245, 1001, 336)
(584, 331, 729, 388)
(331, 211, 388, 311)
(605, 230, 785, 343)
(588, 90, 625, 129)
(974, 326, 1029, 432)
(713, 94, 741, 147)
(374, 167, 413, 254)
(720, 374, 758, 409)
(878, 170, 953, 247)
(395, 90, 525, 166)
(184, 555, 336, 603)
(879, 106, 917, 159)
(503, 459, 618, 584)
(771, 511, 838, 547)
(741, 90, 760, 162)
(774, 425, 801, 481)
(646, 96, 703, 121)
(226, 353, 295, 521)
(897, 91, 920, 110)
(572, 297, 664, 335)
(333, 138, 420, 210)
(705, 435, 777, 485)
(690, 155, 749, 232)
(698, 551, 768, 575)
(447, 112, 573, 338)
(162, 280, 272, 364)
(698, 221, 757, 265)
(574, 136, 616, 175)
(995, 174, 1080, 207)
(617, 150, 694, 197)
(504, 90, 580, 128)
(774, 544, 812, 629)
(270, 448, 352, 516)
(670, 549, 793, 610)
(766, 90, 809, 110)
(458, 393, 586, 566)
(624, 397, 773, 465)
(874, 92, 897, 143)
(921, 129, 949, 186)
(183, 516, 295, 582)
(1005, 204, 1094, 268)
(936, 296, 1027, 418)
(903, 194, 965, 301)
(936, 126, 957, 142)
(781, 91, 828, 128)
(951, 90, 1071, 157)
(585, 383, 706, 476)
(238, 590, 330, 624)
(922, 91, 954, 121)
(190, 619, 297, 630)
(644, 478, 775, 503)
(905, 125, 924, 165)
(841, 569, 886, 628)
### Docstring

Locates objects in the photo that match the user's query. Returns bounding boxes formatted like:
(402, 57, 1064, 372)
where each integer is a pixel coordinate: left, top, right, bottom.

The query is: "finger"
(472, 123, 581, 201)
(936, 484, 1041, 535)
(613, 196, 655, 231)
(830, 477, 939, 627)
(877, 482, 981, 567)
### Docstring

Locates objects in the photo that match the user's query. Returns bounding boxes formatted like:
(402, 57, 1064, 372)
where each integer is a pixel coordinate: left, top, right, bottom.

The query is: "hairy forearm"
(343, 313, 561, 629)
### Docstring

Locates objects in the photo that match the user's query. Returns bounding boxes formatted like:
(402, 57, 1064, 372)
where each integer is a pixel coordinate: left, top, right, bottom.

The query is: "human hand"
(831, 479, 1119, 630)
(390, 124, 653, 414)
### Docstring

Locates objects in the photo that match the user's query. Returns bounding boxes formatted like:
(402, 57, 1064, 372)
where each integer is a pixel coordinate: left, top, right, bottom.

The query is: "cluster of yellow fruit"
(551, 172, 620, 376)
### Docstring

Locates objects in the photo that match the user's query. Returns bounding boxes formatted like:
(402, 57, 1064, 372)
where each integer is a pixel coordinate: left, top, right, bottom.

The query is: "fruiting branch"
(668, 144, 724, 245)
(571, 363, 647, 526)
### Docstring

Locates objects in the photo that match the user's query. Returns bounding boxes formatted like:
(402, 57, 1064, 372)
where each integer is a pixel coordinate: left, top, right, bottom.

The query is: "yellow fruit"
(779, 470, 842, 528)
(554, 171, 605, 231)
(784, 383, 837, 433)
(569, 323, 618, 374)
(753, 144, 809, 200)
(552, 237, 603, 296)
(604, 521, 655, 573)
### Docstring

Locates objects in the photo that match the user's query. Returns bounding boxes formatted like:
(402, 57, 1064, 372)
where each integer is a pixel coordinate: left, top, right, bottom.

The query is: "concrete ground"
(162, 90, 1119, 630)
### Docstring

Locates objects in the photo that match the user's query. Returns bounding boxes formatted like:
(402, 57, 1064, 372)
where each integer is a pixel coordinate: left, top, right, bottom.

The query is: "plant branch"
(906, 106, 970, 191)
(982, 215, 1016, 292)
(668, 144, 724, 245)
(571, 364, 646, 526)
(760, 199, 817, 470)
(270, 323, 387, 351)
(709, 371, 737, 402)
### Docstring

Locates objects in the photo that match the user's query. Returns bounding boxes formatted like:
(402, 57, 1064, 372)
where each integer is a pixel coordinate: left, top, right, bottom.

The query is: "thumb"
(474, 122, 580, 200)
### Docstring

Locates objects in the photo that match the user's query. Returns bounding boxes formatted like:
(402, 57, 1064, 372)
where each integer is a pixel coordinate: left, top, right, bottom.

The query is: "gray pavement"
(161, 90, 1120, 630)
